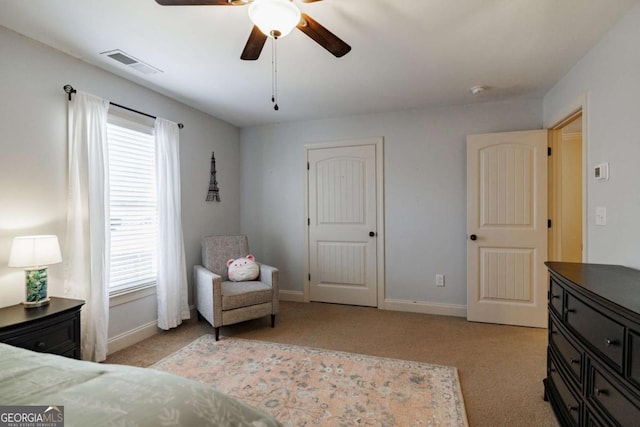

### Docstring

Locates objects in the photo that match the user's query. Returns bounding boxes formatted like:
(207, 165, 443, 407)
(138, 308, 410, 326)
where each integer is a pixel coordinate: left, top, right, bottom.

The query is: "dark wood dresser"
(544, 262, 640, 426)
(0, 297, 84, 359)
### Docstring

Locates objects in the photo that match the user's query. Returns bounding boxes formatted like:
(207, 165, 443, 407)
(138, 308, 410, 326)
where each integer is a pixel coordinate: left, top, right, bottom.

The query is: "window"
(106, 111, 157, 294)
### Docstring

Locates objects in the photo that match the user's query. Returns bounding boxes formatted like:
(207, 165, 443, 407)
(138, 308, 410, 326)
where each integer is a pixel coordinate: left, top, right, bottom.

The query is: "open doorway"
(548, 111, 584, 262)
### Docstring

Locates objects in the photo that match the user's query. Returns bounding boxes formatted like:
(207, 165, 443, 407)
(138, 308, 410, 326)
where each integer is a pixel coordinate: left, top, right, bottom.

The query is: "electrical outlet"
(436, 274, 445, 287)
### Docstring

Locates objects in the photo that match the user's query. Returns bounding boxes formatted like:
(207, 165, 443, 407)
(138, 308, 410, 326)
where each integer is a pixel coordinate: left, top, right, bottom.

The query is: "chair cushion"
(221, 281, 273, 311)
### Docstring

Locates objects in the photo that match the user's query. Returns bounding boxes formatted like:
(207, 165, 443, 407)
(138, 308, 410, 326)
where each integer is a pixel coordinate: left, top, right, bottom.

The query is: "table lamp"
(8, 235, 62, 308)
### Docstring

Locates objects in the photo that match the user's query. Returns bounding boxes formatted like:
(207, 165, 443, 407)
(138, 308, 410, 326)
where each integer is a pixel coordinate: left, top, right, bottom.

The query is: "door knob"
(369, 231, 376, 237)
(469, 234, 478, 241)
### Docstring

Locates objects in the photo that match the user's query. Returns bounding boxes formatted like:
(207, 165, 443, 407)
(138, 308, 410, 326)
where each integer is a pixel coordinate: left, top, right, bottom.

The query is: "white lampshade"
(249, 0, 301, 38)
(8, 235, 62, 268)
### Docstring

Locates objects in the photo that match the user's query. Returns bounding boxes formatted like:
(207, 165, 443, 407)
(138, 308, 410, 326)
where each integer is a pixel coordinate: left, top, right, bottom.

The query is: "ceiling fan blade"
(300, 0, 324, 2)
(297, 13, 351, 58)
(155, 0, 239, 5)
(241, 26, 268, 60)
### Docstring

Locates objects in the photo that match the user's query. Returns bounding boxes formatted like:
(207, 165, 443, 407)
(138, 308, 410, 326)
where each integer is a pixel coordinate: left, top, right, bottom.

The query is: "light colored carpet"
(106, 301, 559, 426)
(152, 336, 469, 426)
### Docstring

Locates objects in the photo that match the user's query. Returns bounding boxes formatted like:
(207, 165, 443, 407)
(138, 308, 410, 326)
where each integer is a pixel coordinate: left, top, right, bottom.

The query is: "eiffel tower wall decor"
(206, 152, 220, 202)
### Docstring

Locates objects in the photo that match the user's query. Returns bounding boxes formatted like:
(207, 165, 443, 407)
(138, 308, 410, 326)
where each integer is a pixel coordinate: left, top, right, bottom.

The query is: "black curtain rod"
(63, 84, 184, 129)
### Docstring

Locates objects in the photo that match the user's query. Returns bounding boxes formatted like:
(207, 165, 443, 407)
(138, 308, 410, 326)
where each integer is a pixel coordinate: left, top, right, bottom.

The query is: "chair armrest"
(258, 263, 278, 285)
(259, 263, 279, 314)
(194, 265, 223, 326)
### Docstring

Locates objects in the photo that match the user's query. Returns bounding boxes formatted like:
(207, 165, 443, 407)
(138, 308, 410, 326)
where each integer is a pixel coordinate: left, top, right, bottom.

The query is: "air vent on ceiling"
(100, 49, 162, 75)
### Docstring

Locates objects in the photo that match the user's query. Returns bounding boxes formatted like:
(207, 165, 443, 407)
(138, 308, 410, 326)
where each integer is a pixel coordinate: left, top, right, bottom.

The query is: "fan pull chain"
(271, 35, 279, 111)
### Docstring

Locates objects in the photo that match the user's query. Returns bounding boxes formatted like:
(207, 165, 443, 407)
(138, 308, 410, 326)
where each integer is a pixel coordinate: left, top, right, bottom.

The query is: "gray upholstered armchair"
(194, 235, 279, 340)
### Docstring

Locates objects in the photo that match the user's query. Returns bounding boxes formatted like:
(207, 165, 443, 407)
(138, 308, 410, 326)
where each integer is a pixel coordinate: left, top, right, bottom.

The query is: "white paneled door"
(467, 130, 548, 328)
(308, 143, 378, 307)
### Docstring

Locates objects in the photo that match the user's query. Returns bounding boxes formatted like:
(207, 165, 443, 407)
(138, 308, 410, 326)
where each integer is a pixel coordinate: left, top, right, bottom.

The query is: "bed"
(0, 343, 281, 426)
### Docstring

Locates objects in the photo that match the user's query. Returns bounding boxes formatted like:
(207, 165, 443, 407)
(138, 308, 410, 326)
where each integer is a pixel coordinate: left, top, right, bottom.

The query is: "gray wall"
(3, 0, 637, 342)
(0, 27, 241, 339)
(543, 3, 640, 269)
(240, 99, 543, 309)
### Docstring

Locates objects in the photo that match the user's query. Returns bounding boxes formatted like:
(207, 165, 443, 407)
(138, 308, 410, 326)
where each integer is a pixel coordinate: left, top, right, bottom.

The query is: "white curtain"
(64, 91, 111, 362)
(155, 118, 190, 330)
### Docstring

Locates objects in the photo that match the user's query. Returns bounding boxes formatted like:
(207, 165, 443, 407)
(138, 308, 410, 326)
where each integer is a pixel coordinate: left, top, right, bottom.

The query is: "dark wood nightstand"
(0, 297, 84, 359)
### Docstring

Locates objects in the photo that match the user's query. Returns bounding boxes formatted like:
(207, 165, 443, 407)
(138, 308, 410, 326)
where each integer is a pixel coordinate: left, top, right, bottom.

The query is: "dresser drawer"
(585, 409, 609, 427)
(629, 330, 640, 392)
(589, 363, 640, 426)
(60, 347, 79, 359)
(566, 293, 625, 372)
(3, 317, 78, 355)
(550, 353, 581, 426)
(549, 278, 564, 317)
(550, 316, 583, 385)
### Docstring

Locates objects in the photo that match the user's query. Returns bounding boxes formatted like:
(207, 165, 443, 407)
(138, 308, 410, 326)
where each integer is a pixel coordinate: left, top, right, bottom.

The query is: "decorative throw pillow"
(227, 254, 260, 282)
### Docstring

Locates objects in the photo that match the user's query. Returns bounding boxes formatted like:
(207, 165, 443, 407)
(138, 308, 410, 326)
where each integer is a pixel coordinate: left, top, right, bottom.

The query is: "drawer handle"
(567, 309, 576, 313)
(567, 405, 578, 412)
(35, 341, 46, 351)
(595, 388, 609, 397)
(551, 295, 560, 300)
(605, 339, 618, 347)
(569, 358, 580, 365)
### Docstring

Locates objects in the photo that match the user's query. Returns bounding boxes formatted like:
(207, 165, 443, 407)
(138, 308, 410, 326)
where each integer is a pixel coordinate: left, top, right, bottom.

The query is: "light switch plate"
(596, 206, 607, 225)
(595, 163, 609, 181)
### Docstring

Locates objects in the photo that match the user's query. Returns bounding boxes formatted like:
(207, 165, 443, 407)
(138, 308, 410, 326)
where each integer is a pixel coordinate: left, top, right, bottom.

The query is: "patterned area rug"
(152, 336, 468, 426)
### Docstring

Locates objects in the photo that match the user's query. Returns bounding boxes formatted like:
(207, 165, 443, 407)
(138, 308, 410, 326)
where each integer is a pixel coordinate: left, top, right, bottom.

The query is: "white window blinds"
(106, 117, 157, 293)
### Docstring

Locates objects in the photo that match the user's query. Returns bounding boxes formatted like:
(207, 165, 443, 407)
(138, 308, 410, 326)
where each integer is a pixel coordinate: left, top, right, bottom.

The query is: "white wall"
(241, 98, 542, 310)
(0, 27, 241, 343)
(543, 3, 640, 269)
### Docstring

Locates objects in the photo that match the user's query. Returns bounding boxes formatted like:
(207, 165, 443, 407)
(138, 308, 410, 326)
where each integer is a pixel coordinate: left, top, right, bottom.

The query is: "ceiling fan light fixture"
(248, 0, 301, 38)
(470, 85, 488, 95)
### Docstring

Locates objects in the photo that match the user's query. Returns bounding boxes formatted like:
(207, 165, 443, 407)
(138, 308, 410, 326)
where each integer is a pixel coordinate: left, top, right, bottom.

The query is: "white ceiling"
(0, 0, 637, 127)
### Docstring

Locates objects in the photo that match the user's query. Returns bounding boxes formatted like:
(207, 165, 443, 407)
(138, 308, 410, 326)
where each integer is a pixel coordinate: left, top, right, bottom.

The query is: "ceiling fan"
(155, 0, 351, 61)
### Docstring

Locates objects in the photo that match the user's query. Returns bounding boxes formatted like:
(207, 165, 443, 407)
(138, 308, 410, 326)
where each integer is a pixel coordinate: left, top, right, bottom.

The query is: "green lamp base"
(23, 267, 50, 309)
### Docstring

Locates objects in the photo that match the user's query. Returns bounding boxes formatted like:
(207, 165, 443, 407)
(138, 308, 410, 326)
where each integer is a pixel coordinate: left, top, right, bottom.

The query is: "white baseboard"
(278, 292, 466, 318)
(107, 320, 159, 355)
(107, 305, 198, 356)
(279, 289, 306, 302)
(383, 298, 467, 318)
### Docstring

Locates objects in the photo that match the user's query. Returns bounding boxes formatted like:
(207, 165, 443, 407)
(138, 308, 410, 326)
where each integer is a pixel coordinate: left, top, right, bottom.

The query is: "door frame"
(303, 137, 385, 308)
(546, 94, 589, 262)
